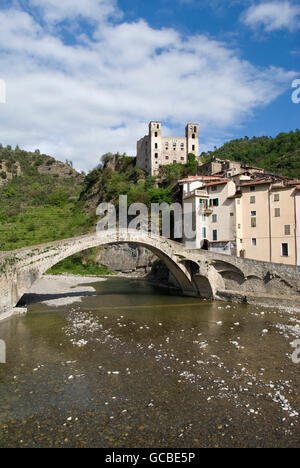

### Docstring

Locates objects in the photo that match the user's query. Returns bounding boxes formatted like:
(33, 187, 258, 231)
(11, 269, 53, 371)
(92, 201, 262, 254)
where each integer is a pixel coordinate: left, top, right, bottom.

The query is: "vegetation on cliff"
(201, 129, 300, 179)
(0, 145, 92, 251)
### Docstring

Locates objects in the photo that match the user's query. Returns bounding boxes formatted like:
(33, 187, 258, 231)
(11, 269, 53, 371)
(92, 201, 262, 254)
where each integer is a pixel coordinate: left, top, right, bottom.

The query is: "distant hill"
(0, 145, 91, 251)
(200, 129, 300, 179)
(0, 144, 79, 186)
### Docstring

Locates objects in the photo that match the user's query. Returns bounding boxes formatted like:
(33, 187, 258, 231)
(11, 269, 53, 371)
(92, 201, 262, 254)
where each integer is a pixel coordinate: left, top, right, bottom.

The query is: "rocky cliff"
(95, 243, 156, 275)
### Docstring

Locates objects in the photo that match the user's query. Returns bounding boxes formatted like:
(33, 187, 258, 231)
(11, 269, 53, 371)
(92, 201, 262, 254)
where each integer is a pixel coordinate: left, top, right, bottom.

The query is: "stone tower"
(137, 121, 199, 176)
(186, 123, 199, 157)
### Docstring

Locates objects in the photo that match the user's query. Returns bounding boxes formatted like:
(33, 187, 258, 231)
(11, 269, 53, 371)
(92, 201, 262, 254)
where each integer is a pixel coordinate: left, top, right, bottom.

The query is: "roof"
(240, 179, 272, 187)
(178, 175, 222, 183)
(201, 180, 230, 188)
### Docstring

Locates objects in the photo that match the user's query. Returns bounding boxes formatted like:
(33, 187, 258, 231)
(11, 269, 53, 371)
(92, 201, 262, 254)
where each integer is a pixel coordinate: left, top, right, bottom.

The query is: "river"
(0, 277, 299, 448)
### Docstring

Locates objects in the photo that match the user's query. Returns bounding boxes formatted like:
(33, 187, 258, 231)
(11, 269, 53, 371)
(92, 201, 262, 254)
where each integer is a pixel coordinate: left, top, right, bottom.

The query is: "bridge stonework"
(0, 229, 299, 321)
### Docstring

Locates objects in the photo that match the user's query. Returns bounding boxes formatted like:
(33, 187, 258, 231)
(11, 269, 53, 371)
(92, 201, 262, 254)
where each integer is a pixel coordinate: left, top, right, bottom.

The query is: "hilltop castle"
(136, 122, 199, 176)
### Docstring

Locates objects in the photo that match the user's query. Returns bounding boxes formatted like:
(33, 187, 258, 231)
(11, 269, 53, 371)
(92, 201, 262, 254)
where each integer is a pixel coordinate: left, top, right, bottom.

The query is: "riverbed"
(0, 276, 299, 448)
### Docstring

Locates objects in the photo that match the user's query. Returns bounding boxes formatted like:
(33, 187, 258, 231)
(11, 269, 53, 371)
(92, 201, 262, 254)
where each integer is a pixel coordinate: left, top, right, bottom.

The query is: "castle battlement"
(136, 122, 199, 176)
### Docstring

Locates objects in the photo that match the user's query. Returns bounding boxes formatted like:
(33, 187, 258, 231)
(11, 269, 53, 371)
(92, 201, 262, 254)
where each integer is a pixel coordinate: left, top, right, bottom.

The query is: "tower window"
(192, 145, 195, 151)
(192, 134, 195, 139)
(155, 153, 158, 159)
(154, 132, 158, 137)
(194, 126, 197, 132)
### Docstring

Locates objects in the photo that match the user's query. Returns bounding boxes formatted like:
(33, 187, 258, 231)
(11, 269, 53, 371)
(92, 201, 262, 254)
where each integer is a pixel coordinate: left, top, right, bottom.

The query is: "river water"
(0, 277, 299, 448)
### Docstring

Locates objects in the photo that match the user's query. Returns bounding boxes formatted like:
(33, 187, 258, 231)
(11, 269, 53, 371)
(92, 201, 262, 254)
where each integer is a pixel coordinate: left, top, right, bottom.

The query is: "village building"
(236, 180, 298, 265)
(180, 176, 237, 254)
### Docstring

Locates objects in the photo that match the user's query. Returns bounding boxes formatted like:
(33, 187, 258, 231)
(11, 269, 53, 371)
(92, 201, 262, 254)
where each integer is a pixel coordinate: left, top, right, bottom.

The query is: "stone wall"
(96, 244, 157, 274)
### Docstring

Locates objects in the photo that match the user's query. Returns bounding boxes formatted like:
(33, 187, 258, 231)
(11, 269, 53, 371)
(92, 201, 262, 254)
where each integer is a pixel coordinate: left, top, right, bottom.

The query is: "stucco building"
(180, 176, 237, 254)
(236, 180, 298, 265)
(179, 172, 300, 265)
(137, 122, 199, 176)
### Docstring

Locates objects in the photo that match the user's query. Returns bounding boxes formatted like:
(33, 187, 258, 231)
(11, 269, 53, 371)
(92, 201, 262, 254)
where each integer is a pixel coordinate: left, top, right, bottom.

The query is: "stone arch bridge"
(0, 229, 299, 320)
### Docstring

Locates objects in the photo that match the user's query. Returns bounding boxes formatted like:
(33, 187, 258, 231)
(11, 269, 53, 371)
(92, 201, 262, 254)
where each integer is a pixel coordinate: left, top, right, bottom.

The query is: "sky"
(0, 0, 299, 172)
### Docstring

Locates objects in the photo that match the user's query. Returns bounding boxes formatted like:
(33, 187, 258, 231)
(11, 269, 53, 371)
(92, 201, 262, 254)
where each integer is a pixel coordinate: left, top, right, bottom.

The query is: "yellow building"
(236, 181, 297, 265)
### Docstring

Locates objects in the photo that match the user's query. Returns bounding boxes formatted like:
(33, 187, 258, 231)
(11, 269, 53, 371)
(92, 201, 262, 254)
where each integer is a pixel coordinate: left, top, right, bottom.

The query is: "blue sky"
(0, 0, 299, 171)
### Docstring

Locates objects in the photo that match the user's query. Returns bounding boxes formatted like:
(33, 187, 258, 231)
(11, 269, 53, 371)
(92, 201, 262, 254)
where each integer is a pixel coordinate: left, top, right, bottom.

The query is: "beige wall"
(237, 183, 296, 265)
(269, 187, 296, 265)
(238, 184, 271, 262)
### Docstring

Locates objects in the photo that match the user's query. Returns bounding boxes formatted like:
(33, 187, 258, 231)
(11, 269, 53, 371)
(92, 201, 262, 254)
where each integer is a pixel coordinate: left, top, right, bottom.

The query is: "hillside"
(0, 145, 92, 251)
(200, 129, 300, 179)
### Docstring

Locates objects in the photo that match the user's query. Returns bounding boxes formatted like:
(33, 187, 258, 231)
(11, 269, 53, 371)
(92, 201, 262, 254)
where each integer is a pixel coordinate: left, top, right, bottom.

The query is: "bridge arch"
(0, 229, 202, 313)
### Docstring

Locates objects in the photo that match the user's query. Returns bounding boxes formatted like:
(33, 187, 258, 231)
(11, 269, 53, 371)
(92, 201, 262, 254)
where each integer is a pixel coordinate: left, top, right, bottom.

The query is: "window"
(192, 134, 195, 139)
(211, 186, 217, 192)
(237, 199, 240, 205)
(213, 230, 218, 241)
(250, 186, 256, 192)
(181, 157, 184, 161)
(173, 142, 176, 146)
(284, 225, 291, 236)
(165, 142, 169, 146)
(230, 212, 234, 217)
(282, 243, 289, 257)
(274, 194, 280, 202)
(165, 156, 169, 160)
(181, 143, 184, 147)
(155, 153, 158, 159)
(154, 132, 158, 137)
(157, 124, 160, 129)
(274, 208, 281, 218)
(238, 224, 241, 229)
(212, 214, 217, 223)
(192, 145, 195, 151)
(251, 217, 257, 228)
(251, 211, 256, 217)
(252, 238, 257, 247)
(155, 143, 158, 149)
(250, 196, 256, 204)
(194, 126, 197, 133)
(211, 198, 219, 207)
(202, 214, 207, 222)
(202, 227, 207, 238)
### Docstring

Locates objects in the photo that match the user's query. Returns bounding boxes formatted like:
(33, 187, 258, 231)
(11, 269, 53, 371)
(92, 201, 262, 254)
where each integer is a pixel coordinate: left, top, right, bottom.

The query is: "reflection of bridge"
(0, 229, 300, 320)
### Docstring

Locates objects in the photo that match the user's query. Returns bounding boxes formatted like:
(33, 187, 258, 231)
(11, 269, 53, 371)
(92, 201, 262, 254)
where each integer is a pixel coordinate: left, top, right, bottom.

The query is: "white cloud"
(28, 0, 120, 24)
(241, 1, 300, 32)
(0, 2, 296, 171)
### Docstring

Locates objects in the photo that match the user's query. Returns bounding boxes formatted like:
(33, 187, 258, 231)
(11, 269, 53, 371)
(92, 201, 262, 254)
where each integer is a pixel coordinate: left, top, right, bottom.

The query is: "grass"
(47, 253, 115, 276)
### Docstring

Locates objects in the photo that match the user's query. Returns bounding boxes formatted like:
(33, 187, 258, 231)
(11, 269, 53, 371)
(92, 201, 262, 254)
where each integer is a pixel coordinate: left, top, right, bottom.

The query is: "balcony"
(201, 206, 213, 215)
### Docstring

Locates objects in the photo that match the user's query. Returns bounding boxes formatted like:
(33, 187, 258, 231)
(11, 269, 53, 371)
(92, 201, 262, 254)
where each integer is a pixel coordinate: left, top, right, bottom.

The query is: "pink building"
(295, 186, 300, 266)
